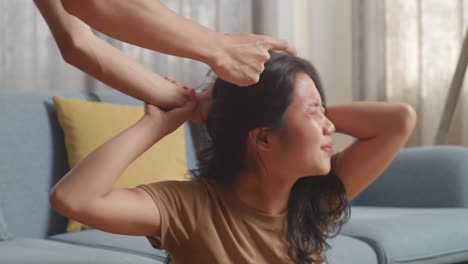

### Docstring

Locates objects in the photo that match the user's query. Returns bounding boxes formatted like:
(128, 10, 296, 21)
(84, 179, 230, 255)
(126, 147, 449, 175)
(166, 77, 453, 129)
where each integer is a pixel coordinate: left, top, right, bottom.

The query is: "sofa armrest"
(351, 145, 468, 208)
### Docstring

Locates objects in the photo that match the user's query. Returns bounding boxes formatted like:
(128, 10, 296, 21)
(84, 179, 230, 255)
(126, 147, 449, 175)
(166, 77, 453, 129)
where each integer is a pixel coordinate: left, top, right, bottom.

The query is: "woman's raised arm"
(327, 102, 417, 201)
(50, 89, 197, 236)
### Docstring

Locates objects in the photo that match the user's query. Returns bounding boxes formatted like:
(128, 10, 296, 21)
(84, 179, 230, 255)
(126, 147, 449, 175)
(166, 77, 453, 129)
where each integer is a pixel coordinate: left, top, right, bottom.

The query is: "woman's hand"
(143, 87, 197, 137)
(163, 77, 211, 126)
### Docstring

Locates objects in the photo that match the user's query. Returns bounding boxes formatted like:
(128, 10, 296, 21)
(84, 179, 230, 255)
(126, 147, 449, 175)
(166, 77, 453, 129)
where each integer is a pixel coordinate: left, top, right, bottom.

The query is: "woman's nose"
(324, 118, 335, 135)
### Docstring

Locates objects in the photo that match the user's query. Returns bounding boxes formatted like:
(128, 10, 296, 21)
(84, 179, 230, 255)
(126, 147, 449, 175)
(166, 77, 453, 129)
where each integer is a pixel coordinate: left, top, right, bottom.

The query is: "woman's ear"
(248, 127, 272, 150)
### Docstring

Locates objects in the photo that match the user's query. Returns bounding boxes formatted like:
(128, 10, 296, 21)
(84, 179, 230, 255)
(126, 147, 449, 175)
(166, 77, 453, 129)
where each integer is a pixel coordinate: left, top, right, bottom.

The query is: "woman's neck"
(231, 170, 295, 215)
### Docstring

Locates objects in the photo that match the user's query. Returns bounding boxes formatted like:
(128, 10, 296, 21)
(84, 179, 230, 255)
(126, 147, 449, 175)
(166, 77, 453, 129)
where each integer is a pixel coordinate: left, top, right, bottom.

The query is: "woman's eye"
(312, 102, 322, 110)
(307, 102, 325, 116)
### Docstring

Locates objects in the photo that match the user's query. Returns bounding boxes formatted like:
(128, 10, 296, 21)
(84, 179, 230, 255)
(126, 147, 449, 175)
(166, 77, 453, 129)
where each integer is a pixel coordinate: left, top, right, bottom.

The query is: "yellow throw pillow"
(53, 96, 189, 233)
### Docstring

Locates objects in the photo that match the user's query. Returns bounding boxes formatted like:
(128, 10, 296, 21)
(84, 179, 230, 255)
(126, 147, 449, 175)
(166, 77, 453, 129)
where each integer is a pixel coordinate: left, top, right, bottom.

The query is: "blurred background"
(1, 0, 467, 151)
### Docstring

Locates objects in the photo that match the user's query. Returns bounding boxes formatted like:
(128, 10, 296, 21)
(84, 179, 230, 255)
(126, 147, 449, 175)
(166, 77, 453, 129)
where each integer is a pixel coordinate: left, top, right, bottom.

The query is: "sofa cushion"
(52, 96, 189, 233)
(0, 90, 92, 238)
(92, 89, 200, 172)
(341, 206, 468, 264)
(325, 235, 377, 264)
(48, 230, 378, 264)
(0, 238, 163, 264)
(48, 229, 167, 262)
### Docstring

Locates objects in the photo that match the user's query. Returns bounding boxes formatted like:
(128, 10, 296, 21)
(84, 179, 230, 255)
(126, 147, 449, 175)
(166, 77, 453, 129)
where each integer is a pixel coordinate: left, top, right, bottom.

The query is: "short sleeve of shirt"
(136, 179, 208, 251)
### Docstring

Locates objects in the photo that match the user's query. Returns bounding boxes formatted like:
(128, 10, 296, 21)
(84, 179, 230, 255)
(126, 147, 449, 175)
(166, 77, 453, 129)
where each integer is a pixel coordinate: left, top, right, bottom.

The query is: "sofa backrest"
(0, 89, 200, 239)
(0, 90, 92, 238)
(351, 145, 468, 208)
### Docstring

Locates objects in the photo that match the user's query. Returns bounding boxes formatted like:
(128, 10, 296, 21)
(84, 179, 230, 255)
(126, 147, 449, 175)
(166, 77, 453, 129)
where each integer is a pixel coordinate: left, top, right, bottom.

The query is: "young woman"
(50, 52, 417, 264)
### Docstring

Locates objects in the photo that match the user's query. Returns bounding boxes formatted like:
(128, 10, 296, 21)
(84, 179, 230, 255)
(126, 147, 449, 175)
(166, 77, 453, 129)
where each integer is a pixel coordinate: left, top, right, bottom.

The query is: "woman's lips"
(321, 146, 333, 156)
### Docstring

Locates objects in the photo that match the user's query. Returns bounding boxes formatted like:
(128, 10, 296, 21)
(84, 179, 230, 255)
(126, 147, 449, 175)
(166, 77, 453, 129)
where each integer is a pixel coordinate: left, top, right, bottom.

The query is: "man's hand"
(210, 33, 297, 86)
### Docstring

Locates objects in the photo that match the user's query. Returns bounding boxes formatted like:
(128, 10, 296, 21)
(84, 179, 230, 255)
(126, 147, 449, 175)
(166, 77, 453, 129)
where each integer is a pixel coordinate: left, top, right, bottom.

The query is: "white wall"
(254, 0, 354, 152)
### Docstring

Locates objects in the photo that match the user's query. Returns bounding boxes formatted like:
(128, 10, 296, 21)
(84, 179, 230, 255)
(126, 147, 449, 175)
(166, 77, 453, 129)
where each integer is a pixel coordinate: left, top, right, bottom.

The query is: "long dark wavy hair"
(167, 52, 351, 264)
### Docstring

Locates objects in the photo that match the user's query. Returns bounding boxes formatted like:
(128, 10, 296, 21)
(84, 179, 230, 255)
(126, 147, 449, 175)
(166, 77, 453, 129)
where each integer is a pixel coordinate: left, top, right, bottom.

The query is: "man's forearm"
(35, 0, 188, 110)
(61, 0, 223, 65)
(65, 33, 188, 110)
(326, 102, 417, 139)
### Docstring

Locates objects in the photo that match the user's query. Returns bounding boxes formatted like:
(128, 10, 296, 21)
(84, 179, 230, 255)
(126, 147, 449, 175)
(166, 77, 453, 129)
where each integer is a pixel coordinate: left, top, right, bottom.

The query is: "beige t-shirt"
(137, 178, 309, 263)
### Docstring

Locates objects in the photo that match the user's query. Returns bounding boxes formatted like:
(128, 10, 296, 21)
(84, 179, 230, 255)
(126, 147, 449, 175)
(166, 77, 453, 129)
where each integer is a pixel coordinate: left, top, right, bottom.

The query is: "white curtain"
(0, 0, 252, 155)
(353, 0, 468, 147)
(0, 0, 252, 92)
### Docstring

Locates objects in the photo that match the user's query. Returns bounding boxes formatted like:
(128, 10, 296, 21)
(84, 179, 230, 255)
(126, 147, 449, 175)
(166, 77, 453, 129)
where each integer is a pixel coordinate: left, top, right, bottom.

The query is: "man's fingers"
(170, 79, 183, 87)
(262, 38, 297, 55)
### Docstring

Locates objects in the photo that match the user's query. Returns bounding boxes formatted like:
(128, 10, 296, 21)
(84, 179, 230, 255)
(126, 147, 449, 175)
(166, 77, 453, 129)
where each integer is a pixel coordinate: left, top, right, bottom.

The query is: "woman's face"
(273, 71, 335, 178)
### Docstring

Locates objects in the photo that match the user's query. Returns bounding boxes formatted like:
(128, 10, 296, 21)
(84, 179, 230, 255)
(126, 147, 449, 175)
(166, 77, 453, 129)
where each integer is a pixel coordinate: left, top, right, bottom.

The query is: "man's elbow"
(59, 36, 89, 66)
(57, 33, 99, 76)
(395, 103, 418, 133)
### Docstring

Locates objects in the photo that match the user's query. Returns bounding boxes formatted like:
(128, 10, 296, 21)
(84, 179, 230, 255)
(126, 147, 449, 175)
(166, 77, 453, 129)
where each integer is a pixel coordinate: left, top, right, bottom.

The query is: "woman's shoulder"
(139, 178, 206, 194)
(137, 177, 221, 201)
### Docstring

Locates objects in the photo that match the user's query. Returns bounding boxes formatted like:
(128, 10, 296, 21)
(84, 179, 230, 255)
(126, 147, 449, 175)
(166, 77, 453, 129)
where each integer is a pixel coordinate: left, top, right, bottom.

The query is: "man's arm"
(60, 0, 297, 86)
(34, 0, 190, 112)
(327, 102, 417, 201)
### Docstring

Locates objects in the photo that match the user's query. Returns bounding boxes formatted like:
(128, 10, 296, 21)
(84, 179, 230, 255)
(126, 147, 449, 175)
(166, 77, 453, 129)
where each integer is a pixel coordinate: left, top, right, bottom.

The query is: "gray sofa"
(0, 89, 467, 264)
